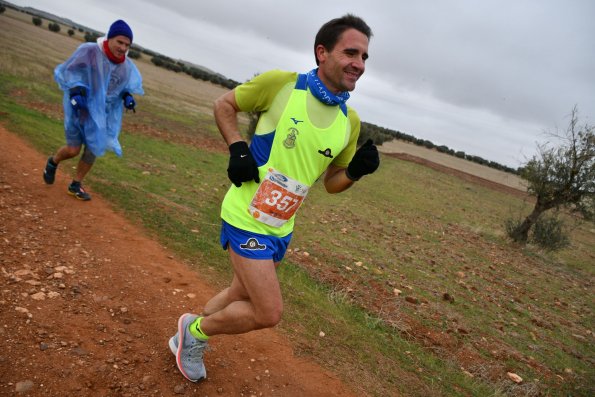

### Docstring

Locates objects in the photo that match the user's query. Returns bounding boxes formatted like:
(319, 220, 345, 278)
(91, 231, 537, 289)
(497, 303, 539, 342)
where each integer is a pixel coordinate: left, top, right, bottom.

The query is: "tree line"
(148, 54, 238, 89)
(359, 121, 519, 174)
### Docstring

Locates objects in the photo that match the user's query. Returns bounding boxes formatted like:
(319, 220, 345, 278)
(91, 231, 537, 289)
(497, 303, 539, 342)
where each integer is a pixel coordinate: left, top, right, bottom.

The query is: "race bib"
(249, 168, 309, 227)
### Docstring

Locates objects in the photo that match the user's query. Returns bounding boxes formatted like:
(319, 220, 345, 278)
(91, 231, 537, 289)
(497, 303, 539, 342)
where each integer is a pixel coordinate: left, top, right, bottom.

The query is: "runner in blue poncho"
(43, 19, 144, 200)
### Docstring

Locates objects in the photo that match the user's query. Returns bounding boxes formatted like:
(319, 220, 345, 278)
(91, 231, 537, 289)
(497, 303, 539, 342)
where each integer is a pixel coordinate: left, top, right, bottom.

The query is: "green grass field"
(1, 10, 593, 397)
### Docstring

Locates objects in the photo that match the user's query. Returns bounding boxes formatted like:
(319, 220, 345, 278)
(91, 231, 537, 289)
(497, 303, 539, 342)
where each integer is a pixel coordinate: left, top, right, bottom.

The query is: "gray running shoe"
(169, 313, 207, 382)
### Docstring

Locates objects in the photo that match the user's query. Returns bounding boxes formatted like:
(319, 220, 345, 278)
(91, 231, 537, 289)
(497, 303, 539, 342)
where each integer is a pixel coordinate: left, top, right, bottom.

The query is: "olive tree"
(510, 106, 594, 243)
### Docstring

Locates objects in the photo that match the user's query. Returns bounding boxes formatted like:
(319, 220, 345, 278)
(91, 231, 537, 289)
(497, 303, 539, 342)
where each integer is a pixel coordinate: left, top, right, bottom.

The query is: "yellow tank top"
(221, 74, 349, 237)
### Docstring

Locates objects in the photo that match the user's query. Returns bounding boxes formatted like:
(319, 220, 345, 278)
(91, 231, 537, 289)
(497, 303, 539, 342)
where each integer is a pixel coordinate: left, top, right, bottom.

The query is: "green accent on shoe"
(189, 317, 209, 341)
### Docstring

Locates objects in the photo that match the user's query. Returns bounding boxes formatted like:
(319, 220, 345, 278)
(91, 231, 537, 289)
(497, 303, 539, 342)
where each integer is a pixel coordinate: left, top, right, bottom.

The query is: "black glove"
(346, 139, 380, 181)
(122, 92, 136, 112)
(69, 87, 87, 112)
(227, 141, 260, 187)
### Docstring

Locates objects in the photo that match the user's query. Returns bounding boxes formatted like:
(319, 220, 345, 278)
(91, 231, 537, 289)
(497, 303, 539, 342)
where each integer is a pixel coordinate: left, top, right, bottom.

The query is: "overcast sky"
(8, 0, 595, 167)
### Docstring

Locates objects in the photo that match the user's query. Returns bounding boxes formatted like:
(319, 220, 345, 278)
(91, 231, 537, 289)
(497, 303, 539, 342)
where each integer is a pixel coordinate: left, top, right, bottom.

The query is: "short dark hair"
(314, 14, 372, 65)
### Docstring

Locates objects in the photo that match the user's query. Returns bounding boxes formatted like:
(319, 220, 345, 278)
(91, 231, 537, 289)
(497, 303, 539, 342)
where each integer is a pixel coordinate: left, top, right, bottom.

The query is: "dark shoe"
(68, 181, 91, 201)
(43, 157, 57, 184)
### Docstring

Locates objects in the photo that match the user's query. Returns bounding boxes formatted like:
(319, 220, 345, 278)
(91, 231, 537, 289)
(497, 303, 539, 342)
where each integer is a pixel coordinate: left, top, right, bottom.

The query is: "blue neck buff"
(306, 68, 350, 106)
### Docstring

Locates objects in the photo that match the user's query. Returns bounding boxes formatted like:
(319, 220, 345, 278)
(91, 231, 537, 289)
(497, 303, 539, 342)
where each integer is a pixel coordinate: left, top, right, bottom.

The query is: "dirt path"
(0, 125, 358, 397)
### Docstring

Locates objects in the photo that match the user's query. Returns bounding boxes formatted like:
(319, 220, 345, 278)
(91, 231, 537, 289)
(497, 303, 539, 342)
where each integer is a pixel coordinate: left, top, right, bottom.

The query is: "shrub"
(48, 22, 60, 32)
(423, 140, 435, 149)
(67, 29, 75, 37)
(504, 216, 522, 240)
(530, 214, 570, 251)
(0, 6, 6, 14)
(84, 32, 99, 42)
(32, 17, 42, 26)
(128, 49, 141, 59)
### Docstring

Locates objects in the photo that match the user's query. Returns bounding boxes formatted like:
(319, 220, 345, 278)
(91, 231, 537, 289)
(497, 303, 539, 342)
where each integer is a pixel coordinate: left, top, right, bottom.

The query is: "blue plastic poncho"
(54, 38, 144, 157)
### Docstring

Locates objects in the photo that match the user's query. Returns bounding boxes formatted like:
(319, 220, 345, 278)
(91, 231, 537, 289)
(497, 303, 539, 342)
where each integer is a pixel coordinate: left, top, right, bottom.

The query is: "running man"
(43, 19, 143, 200)
(169, 14, 379, 381)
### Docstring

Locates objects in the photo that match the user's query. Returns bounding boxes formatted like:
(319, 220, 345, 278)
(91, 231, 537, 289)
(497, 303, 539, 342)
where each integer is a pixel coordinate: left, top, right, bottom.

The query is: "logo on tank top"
(318, 148, 334, 158)
(283, 127, 299, 149)
(240, 238, 266, 250)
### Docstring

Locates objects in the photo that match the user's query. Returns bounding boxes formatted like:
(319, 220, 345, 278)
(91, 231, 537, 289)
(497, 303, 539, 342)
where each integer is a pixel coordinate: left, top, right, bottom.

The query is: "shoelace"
(185, 340, 209, 363)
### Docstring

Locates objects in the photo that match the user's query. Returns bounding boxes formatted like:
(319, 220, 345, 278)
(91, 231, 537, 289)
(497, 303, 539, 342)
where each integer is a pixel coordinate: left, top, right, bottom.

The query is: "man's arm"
(324, 139, 380, 193)
(214, 90, 260, 187)
(323, 165, 354, 193)
(213, 90, 244, 145)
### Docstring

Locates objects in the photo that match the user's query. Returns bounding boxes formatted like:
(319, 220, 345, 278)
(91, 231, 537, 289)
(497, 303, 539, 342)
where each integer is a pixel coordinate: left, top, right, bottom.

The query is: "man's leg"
(69, 146, 95, 201)
(202, 275, 246, 316)
(52, 144, 82, 163)
(200, 248, 283, 336)
(74, 157, 93, 182)
(43, 144, 81, 184)
(171, 249, 282, 382)
(203, 260, 281, 316)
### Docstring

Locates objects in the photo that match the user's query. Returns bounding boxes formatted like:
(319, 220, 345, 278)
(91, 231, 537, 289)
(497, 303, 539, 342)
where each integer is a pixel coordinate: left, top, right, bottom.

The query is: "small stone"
(507, 372, 523, 383)
(30, 292, 46, 301)
(319, 331, 325, 337)
(15, 380, 34, 393)
(14, 269, 34, 277)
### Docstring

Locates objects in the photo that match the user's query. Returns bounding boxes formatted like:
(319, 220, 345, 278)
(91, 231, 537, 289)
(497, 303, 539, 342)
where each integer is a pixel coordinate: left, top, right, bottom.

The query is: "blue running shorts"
(220, 220, 292, 262)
